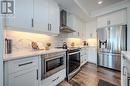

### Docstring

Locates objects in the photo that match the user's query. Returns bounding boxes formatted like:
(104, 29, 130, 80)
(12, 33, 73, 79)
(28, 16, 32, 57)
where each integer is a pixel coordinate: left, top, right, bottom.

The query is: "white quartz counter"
(4, 49, 67, 61)
(121, 51, 130, 62)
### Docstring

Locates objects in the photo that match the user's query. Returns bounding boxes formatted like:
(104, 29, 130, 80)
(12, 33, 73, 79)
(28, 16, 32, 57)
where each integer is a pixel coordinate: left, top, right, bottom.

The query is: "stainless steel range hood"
(60, 10, 75, 33)
(60, 26, 75, 33)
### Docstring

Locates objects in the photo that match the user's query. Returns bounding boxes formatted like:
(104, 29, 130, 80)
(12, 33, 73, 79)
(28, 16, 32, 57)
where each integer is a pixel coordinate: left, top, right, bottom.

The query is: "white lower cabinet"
(41, 69, 66, 86)
(88, 46, 97, 64)
(8, 68, 38, 86)
(4, 56, 39, 86)
(121, 56, 128, 86)
(80, 47, 88, 66)
(121, 53, 130, 86)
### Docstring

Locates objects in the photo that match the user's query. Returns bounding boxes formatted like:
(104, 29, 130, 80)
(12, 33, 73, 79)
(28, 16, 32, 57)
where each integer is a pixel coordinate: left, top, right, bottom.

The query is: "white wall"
(0, 16, 3, 86)
(127, 2, 130, 50)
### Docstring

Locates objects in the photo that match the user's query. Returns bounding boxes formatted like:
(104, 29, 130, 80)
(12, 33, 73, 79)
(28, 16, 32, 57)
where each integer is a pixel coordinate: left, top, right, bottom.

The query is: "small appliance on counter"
(62, 42, 68, 49)
(83, 41, 88, 46)
(5, 38, 12, 54)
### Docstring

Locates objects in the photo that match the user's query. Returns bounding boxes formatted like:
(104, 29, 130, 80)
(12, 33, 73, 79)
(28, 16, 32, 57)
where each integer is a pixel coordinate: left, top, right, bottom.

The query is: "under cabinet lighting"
(98, 1, 103, 4)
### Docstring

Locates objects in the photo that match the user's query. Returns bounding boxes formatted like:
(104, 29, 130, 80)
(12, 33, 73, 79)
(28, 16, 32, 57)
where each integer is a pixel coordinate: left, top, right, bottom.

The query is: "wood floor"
(58, 63, 121, 86)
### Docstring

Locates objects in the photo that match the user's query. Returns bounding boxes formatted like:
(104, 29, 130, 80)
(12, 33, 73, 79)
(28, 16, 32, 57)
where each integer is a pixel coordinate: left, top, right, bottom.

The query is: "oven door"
(68, 51, 80, 74)
(42, 55, 65, 79)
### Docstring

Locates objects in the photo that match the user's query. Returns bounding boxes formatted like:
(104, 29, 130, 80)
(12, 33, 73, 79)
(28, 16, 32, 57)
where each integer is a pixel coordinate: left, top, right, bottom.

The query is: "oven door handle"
(45, 55, 64, 61)
(69, 52, 80, 55)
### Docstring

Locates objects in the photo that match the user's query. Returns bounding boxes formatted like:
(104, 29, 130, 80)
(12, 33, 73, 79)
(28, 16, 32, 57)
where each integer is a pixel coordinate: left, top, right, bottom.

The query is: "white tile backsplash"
(5, 30, 83, 53)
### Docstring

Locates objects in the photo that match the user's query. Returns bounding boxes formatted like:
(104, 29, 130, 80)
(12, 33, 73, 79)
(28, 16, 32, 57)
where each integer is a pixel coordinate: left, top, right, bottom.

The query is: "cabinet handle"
(128, 77, 130, 86)
(36, 69, 38, 80)
(78, 32, 80, 36)
(32, 19, 34, 27)
(52, 77, 59, 82)
(18, 62, 33, 67)
(48, 24, 50, 31)
(107, 20, 111, 25)
(123, 56, 126, 59)
(50, 24, 52, 31)
(123, 66, 126, 76)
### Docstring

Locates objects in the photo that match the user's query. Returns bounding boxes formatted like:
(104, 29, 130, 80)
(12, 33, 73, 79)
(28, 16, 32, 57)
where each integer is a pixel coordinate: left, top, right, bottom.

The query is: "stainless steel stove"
(56, 47, 81, 80)
(67, 48, 81, 80)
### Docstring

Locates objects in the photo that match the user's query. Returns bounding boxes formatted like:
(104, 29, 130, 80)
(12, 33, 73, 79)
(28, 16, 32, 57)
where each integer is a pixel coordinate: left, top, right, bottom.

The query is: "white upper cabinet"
(97, 9, 127, 28)
(97, 16, 108, 28)
(6, 0, 60, 35)
(48, 0, 60, 34)
(86, 21, 97, 39)
(82, 22, 86, 40)
(34, 0, 49, 33)
(6, 0, 34, 31)
(67, 13, 83, 38)
(67, 13, 76, 30)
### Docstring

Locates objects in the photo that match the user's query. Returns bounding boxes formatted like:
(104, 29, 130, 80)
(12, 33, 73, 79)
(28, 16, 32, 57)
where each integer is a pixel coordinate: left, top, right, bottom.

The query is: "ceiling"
(55, 0, 128, 22)
(55, 0, 94, 22)
(77, 0, 124, 14)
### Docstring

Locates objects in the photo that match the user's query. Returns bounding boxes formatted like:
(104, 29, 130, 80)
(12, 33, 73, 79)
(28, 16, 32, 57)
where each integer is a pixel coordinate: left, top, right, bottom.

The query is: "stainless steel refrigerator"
(97, 25, 127, 71)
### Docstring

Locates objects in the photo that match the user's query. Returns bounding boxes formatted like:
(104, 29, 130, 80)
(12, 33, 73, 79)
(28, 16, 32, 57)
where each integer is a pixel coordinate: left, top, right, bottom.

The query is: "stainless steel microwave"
(41, 52, 66, 80)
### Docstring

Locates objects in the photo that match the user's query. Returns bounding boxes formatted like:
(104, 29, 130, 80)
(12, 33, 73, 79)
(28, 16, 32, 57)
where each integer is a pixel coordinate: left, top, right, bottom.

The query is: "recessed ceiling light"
(98, 1, 103, 4)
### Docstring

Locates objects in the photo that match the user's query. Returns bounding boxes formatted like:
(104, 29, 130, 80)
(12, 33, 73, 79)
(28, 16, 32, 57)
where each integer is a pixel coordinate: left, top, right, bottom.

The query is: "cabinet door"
(67, 13, 74, 29)
(88, 47, 97, 64)
(82, 23, 86, 40)
(108, 10, 127, 26)
(41, 69, 66, 86)
(6, 0, 33, 30)
(80, 48, 88, 66)
(97, 9, 127, 28)
(8, 68, 38, 86)
(77, 20, 83, 38)
(48, 0, 60, 34)
(73, 17, 80, 37)
(34, 0, 49, 33)
(121, 55, 130, 86)
(85, 48, 88, 62)
(97, 16, 108, 28)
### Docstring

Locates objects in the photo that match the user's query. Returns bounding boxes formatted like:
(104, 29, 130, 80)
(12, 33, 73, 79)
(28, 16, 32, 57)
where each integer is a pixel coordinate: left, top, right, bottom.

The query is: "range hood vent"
(60, 26, 75, 33)
(60, 10, 75, 33)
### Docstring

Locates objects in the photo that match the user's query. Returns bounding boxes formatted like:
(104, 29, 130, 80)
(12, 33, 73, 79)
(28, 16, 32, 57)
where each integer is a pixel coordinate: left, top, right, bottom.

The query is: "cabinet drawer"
(5, 56, 38, 74)
(42, 69, 66, 86)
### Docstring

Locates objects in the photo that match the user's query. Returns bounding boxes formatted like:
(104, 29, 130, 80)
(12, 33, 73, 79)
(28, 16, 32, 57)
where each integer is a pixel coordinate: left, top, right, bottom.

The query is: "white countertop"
(121, 51, 130, 61)
(4, 49, 67, 61)
(80, 45, 97, 48)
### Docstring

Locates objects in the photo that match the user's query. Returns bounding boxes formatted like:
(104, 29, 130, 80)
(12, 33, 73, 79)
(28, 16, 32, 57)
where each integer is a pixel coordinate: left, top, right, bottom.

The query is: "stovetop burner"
(56, 47, 81, 51)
